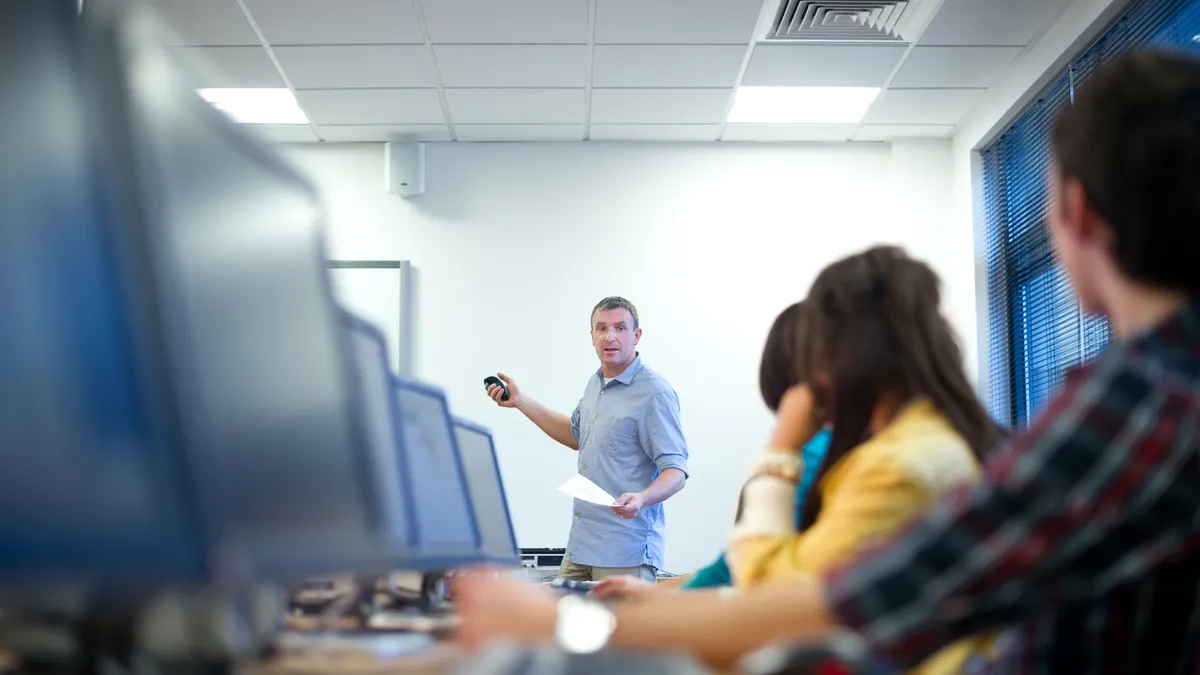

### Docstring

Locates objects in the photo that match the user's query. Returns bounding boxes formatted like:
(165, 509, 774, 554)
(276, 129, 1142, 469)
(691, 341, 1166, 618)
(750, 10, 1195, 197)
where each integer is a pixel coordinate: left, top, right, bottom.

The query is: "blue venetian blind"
(982, 0, 1200, 428)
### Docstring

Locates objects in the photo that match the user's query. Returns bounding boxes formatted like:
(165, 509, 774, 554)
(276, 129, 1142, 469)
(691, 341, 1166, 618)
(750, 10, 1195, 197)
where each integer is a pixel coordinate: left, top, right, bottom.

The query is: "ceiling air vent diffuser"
(768, 1, 910, 42)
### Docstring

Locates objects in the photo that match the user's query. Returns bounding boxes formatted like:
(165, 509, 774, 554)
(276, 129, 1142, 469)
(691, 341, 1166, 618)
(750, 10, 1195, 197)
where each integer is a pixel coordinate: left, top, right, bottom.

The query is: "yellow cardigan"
(727, 399, 993, 675)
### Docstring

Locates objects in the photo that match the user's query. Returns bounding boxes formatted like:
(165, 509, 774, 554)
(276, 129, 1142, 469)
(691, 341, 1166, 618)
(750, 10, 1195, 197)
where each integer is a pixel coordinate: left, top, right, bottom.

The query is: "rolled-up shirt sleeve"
(570, 402, 582, 444)
(640, 389, 689, 478)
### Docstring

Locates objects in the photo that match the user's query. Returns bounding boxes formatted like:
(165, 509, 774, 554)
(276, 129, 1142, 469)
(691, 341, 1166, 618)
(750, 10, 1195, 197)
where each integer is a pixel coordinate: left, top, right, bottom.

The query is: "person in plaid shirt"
(455, 49, 1200, 673)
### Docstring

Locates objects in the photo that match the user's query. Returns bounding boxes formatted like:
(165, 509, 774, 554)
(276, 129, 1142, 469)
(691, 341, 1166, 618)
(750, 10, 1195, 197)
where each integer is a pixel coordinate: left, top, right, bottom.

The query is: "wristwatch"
(555, 594, 617, 653)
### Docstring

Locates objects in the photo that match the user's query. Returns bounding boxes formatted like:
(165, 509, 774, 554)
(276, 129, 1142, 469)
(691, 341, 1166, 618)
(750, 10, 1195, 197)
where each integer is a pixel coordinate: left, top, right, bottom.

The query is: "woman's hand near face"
(769, 384, 822, 450)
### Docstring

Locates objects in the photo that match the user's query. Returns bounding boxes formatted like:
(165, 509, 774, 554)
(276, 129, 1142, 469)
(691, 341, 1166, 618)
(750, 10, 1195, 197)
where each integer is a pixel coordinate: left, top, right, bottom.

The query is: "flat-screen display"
(392, 378, 479, 564)
(0, 0, 396, 587)
(0, 0, 205, 587)
(344, 313, 413, 549)
(452, 419, 519, 564)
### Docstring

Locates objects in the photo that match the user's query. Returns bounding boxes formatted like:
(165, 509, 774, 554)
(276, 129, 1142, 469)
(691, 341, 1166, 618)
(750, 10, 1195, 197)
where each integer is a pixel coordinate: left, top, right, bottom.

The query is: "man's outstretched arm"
(488, 373, 579, 451)
(516, 396, 579, 451)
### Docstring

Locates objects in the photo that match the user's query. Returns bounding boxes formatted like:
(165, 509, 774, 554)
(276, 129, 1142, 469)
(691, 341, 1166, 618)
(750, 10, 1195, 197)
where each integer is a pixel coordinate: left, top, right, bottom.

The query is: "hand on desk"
(611, 492, 644, 519)
(454, 571, 557, 650)
(590, 575, 663, 602)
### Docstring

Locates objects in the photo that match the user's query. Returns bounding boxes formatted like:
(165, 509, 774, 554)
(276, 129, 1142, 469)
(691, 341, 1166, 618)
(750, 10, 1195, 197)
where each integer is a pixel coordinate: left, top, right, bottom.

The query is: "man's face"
(591, 308, 641, 371)
(1048, 167, 1104, 315)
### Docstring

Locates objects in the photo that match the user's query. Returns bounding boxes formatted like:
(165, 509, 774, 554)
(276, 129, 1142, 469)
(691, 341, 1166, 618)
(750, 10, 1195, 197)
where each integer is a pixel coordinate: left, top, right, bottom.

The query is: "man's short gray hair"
(591, 296, 639, 330)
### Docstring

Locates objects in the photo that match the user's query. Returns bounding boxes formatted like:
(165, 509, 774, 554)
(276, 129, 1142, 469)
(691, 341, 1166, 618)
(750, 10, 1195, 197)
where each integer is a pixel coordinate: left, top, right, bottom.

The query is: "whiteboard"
(327, 262, 412, 376)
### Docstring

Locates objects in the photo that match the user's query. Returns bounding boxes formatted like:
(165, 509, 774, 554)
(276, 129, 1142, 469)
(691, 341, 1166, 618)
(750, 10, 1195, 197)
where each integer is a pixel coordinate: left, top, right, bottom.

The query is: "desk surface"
(271, 613, 460, 675)
(254, 640, 460, 675)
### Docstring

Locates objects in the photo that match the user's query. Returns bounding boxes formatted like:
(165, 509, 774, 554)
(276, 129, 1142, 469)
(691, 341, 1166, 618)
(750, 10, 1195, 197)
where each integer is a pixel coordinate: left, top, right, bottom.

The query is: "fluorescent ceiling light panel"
(198, 88, 309, 125)
(727, 86, 880, 125)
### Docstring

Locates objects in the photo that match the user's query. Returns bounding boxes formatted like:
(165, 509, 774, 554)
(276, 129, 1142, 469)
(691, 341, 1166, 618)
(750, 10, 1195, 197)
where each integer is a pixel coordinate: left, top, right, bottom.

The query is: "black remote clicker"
(483, 375, 510, 402)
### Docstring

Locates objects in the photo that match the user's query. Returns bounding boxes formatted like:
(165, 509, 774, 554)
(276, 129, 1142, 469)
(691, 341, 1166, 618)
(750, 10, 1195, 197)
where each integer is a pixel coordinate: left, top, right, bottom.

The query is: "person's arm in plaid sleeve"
(824, 354, 1200, 668)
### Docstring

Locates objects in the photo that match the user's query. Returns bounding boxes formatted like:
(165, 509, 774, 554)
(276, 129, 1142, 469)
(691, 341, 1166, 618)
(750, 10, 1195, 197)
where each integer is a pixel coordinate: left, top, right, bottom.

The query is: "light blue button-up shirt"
(566, 355, 688, 569)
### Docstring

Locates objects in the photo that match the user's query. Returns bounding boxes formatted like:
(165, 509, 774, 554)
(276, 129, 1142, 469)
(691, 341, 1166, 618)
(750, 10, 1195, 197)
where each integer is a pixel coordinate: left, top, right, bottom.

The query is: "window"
(982, 0, 1200, 428)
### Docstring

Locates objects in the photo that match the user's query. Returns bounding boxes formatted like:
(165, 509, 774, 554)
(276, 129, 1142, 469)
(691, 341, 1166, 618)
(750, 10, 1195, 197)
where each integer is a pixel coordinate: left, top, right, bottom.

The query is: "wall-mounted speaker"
(384, 141, 424, 198)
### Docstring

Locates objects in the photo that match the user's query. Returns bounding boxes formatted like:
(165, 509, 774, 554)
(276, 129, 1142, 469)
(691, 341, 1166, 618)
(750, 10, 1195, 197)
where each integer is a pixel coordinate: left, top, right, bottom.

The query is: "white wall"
(949, 0, 1133, 397)
(284, 140, 961, 573)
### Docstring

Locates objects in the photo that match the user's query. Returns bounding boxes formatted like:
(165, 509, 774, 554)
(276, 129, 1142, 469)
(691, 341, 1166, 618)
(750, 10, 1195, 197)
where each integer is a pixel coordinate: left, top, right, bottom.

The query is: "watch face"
(557, 597, 616, 653)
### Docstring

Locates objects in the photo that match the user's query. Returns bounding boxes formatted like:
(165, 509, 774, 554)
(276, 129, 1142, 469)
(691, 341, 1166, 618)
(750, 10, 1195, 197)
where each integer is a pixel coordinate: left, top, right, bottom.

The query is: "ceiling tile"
(864, 88, 984, 125)
(742, 44, 908, 87)
(592, 46, 746, 88)
(274, 46, 435, 89)
(590, 89, 732, 124)
(244, 0, 424, 45)
(422, 0, 589, 43)
(444, 89, 586, 124)
(434, 46, 588, 88)
(854, 125, 956, 141)
(296, 89, 445, 125)
(589, 125, 721, 141)
(595, 0, 764, 44)
(919, 0, 1072, 46)
(245, 125, 319, 143)
(319, 125, 452, 142)
(721, 124, 855, 142)
(170, 47, 283, 88)
(150, 0, 260, 46)
(456, 125, 585, 141)
(890, 46, 1022, 88)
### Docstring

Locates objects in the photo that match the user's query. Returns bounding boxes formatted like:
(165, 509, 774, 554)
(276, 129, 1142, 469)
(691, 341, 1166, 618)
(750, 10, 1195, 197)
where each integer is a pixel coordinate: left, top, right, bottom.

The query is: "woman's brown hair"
(758, 300, 810, 413)
(797, 246, 1004, 529)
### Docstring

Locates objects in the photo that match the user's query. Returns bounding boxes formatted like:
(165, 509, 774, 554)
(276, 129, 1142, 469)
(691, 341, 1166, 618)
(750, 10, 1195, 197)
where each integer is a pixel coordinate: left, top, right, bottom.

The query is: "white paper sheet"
(557, 473, 617, 506)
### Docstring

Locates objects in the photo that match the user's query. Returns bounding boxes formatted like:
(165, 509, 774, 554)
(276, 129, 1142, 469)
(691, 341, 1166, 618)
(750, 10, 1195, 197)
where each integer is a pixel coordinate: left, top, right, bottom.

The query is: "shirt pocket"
(605, 416, 640, 455)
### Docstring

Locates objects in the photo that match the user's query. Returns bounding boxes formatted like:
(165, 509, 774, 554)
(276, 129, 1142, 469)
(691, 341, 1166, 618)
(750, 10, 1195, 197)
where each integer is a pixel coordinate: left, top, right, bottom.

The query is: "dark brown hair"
(591, 296, 639, 330)
(758, 301, 810, 413)
(797, 246, 1004, 529)
(1052, 49, 1200, 294)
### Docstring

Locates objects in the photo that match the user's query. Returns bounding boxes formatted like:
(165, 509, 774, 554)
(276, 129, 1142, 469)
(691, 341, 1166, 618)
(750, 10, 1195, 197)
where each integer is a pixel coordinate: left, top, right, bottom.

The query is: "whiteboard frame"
(327, 260, 414, 376)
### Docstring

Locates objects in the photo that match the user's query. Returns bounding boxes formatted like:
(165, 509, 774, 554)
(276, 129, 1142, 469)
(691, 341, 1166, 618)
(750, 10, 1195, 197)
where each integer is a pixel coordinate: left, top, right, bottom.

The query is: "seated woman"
(455, 246, 1004, 674)
(594, 301, 831, 601)
(723, 246, 1003, 673)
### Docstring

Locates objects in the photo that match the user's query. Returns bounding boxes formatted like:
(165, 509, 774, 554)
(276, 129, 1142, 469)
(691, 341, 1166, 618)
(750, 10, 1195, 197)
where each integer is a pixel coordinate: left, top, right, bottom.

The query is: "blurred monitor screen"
(392, 378, 480, 566)
(452, 419, 519, 564)
(343, 312, 414, 549)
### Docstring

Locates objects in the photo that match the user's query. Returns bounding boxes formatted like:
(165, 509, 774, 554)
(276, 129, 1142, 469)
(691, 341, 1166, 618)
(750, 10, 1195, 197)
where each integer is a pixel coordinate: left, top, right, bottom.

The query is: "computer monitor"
(0, 0, 395, 591)
(114, 2, 398, 581)
(0, 0, 205, 590)
(391, 378, 482, 569)
(340, 311, 415, 551)
(451, 419, 520, 565)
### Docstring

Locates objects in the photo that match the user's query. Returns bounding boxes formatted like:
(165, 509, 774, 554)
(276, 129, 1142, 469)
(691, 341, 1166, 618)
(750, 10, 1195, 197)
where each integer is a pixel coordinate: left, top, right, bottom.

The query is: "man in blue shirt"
(486, 296, 689, 582)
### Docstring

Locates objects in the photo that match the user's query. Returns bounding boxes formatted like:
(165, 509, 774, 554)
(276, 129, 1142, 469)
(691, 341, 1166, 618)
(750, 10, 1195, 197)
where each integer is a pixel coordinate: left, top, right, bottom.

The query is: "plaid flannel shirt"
(824, 299, 1200, 674)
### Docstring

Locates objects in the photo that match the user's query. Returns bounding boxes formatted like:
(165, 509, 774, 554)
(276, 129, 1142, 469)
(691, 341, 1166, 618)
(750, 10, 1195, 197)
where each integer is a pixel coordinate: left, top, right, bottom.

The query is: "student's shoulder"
(1054, 338, 1200, 431)
(857, 405, 980, 496)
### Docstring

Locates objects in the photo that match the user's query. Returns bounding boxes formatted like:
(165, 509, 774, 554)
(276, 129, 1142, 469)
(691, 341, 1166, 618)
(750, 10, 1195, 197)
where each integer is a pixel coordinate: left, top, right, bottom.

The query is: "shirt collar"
(1130, 296, 1200, 353)
(598, 353, 643, 385)
(1070, 296, 1200, 381)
